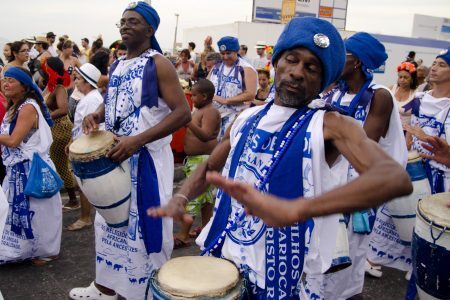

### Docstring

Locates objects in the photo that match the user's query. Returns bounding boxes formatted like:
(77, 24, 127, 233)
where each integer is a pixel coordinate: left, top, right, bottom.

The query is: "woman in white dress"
(0, 66, 62, 265)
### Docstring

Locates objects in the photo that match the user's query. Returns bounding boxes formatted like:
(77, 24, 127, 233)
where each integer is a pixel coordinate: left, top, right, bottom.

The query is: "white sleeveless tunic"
(305, 83, 408, 300)
(0, 99, 62, 264)
(197, 102, 347, 291)
(95, 49, 174, 299)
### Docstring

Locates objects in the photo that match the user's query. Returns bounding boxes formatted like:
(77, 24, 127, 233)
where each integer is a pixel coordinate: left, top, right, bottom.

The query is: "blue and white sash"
(203, 101, 317, 298)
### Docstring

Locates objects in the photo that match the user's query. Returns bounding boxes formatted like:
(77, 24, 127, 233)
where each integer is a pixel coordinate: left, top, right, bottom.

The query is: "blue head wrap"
(345, 32, 387, 79)
(272, 17, 345, 90)
(436, 47, 450, 66)
(124, 1, 162, 53)
(4, 67, 53, 127)
(217, 36, 240, 52)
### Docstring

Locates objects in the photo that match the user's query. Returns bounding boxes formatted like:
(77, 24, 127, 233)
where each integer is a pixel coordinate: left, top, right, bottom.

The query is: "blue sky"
(0, 0, 449, 52)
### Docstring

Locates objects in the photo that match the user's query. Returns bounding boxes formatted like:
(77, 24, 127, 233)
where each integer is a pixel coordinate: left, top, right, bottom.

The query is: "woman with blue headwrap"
(0, 66, 62, 265)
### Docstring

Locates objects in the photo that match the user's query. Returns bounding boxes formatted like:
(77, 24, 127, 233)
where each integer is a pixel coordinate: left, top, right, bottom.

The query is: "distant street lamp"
(173, 13, 179, 55)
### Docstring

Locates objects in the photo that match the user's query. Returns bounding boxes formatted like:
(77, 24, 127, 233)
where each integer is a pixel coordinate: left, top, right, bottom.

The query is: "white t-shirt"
(72, 89, 104, 140)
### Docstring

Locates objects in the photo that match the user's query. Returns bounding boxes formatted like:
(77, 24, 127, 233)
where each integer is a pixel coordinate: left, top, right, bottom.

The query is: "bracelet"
(174, 193, 190, 204)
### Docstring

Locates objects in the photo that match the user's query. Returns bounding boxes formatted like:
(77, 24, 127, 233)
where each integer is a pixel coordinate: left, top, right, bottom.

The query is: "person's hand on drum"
(206, 171, 307, 227)
(107, 135, 142, 162)
(147, 195, 193, 224)
(82, 112, 102, 134)
(419, 136, 450, 167)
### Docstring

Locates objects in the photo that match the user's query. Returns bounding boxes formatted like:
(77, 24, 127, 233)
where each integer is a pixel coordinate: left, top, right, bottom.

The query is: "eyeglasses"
(19, 49, 30, 53)
(116, 18, 144, 28)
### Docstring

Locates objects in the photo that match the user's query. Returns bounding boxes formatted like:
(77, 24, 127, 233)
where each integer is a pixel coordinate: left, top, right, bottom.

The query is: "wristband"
(174, 193, 189, 204)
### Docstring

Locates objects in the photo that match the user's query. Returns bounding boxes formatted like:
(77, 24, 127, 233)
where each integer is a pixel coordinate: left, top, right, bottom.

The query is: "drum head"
(407, 151, 421, 162)
(157, 256, 239, 298)
(418, 192, 450, 228)
(69, 130, 115, 161)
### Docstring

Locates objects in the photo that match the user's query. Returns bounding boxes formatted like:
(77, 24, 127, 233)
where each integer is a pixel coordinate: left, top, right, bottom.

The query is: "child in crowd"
(174, 79, 220, 248)
(66, 63, 103, 230)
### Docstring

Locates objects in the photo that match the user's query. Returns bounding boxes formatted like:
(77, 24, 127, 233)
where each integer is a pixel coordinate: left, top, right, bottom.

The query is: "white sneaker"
(69, 282, 118, 300)
(365, 261, 383, 278)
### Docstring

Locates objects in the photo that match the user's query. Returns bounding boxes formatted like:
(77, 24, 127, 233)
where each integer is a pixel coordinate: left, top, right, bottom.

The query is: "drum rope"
(429, 221, 447, 245)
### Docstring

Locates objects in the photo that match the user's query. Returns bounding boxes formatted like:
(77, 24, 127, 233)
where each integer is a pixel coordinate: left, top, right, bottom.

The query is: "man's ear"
(147, 26, 155, 38)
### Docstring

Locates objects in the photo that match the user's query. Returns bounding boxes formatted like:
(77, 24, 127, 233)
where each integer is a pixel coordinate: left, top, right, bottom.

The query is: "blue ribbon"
(424, 160, 445, 194)
(4, 67, 53, 127)
(137, 147, 162, 254)
(10, 161, 34, 239)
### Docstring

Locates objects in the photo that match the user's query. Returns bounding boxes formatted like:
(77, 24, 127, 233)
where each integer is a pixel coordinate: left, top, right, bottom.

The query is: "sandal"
(32, 255, 59, 266)
(67, 219, 93, 231)
(173, 237, 191, 249)
(188, 226, 203, 238)
(63, 205, 81, 213)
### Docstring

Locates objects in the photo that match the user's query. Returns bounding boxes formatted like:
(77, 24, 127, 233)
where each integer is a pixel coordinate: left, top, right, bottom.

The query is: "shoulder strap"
(141, 55, 159, 108)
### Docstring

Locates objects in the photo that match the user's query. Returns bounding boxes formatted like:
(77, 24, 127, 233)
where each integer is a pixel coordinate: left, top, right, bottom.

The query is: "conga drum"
(412, 193, 450, 299)
(69, 131, 131, 227)
(147, 256, 244, 299)
(387, 151, 431, 244)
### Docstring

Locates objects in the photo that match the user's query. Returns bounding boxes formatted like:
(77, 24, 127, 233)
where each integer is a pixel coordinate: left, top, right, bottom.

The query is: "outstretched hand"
(206, 171, 306, 227)
(147, 197, 193, 224)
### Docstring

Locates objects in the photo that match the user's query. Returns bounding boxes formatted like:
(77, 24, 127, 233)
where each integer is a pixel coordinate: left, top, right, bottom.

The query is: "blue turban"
(4, 67, 53, 127)
(272, 17, 345, 90)
(437, 47, 450, 66)
(217, 36, 240, 52)
(345, 32, 387, 77)
(124, 1, 162, 53)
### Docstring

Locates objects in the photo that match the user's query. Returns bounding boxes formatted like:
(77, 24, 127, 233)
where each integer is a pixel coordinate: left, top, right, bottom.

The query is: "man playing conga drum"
(69, 2, 191, 299)
(149, 17, 412, 298)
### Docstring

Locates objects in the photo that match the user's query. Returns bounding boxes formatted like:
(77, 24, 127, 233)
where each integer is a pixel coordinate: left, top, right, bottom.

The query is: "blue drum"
(412, 193, 450, 299)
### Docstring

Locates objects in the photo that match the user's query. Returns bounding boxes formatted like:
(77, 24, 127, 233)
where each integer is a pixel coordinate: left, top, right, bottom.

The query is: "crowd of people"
(0, 1, 449, 299)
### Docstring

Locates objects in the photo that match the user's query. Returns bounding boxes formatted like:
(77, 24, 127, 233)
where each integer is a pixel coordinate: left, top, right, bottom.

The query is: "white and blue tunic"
(410, 91, 450, 192)
(209, 57, 256, 139)
(305, 83, 407, 300)
(95, 49, 174, 299)
(197, 100, 347, 297)
(0, 99, 62, 264)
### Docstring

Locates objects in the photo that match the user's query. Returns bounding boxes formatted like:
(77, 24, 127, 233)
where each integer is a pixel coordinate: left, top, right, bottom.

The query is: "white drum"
(69, 131, 131, 227)
(148, 256, 244, 299)
(413, 193, 450, 299)
(326, 216, 351, 273)
(387, 151, 431, 244)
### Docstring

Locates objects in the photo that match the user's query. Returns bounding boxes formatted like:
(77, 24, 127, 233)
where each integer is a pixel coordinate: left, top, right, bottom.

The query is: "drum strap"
(137, 147, 162, 254)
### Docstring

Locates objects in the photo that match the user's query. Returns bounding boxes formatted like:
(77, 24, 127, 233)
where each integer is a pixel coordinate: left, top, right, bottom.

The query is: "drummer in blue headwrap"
(305, 31, 409, 300)
(70, 2, 191, 299)
(149, 19, 412, 298)
(0, 66, 62, 265)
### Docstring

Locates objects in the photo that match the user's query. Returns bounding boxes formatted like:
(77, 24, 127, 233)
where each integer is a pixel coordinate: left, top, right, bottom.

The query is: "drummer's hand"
(82, 112, 101, 134)
(206, 171, 306, 227)
(147, 197, 193, 223)
(419, 136, 450, 167)
(213, 95, 227, 105)
(107, 135, 142, 162)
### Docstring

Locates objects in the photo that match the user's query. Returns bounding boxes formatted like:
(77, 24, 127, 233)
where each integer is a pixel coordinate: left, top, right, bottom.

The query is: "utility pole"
(173, 13, 179, 55)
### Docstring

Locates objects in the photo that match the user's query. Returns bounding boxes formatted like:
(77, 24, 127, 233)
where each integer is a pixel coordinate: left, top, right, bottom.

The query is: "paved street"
(0, 168, 408, 299)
